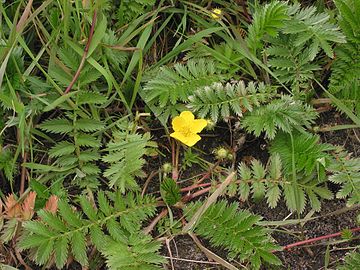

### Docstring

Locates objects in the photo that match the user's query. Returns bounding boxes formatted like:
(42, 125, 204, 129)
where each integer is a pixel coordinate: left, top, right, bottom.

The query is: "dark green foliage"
(39, 113, 104, 189)
(270, 131, 334, 176)
(238, 153, 332, 212)
(117, 0, 156, 25)
(246, 2, 289, 53)
(334, 0, 360, 44)
(102, 30, 128, 70)
(187, 81, 276, 123)
(328, 151, 360, 206)
(18, 192, 159, 268)
(269, 131, 334, 212)
(102, 125, 155, 193)
(238, 154, 284, 208)
(101, 233, 164, 270)
(329, 0, 360, 114)
(184, 41, 244, 72)
(283, 3, 345, 59)
(160, 178, 181, 206)
(280, 181, 333, 213)
(247, 1, 346, 91)
(266, 34, 320, 88)
(140, 59, 230, 125)
(241, 96, 317, 139)
(49, 47, 101, 88)
(0, 148, 14, 182)
(185, 201, 282, 270)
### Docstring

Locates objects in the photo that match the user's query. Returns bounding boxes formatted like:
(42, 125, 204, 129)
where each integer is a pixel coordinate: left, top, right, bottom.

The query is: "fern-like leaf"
(241, 95, 317, 139)
(101, 233, 165, 270)
(269, 131, 334, 212)
(18, 192, 158, 268)
(103, 128, 155, 192)
(238, 155, 285, 208)
(284, 3, 346, 58)
(141, 59, 230, 125)
(40, 118, 73, 135)
(329, 0, 360, 115)
(246, 1, 289, 52)
(267, 34, 320, 88)
(185, 200, 281, 269)
(328, 151, 360, 206)
(270, 131, 334, 175)
(187, 81, 276, 123)
(338, 251, 360, 270)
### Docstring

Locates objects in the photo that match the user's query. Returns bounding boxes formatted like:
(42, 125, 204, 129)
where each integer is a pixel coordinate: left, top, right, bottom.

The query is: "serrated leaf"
(76, 118, 104, 132)
(76, 133, 100, 147)
(37, 210, 66, 232)
(40, 118, 73, 134)
(77, 91, 107, 105)
(266, 184, 281, 208)
(336, 183, 353, 198)
(0, 219, 18, 243)
(43, 91, 78, 112)
(71, 231, 88, 266)
(36, 240, 54, 265)
(160, 178, 181, 205)
(58, 200, 83, 228)
(79, 196, 97, 221)
(283, 184, 306, 213)
(313, 186, 333, 200)
(55, 236, 69, 269)
(49, 141, 76, 158)
(239, 181, 250, 201)
(307, 189, 321, 212)
(252, 182, 266, 200)
(258, 249, 282, 265)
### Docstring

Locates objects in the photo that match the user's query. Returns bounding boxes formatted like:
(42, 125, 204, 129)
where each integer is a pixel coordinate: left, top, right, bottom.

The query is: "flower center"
(180, 126, 192, 137)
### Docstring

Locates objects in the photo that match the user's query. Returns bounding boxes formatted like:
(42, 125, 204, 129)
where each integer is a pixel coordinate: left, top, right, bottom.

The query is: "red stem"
(64, 11, 97, 94)
(278, 227, 360, 252)
(143, 208, 168, 235)
(180, 183, 211, 192)
(19, 152, 28, 195)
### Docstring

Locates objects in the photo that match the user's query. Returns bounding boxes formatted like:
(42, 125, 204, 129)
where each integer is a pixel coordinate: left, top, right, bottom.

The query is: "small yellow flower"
(211, 8, 222, 20)
(170, 111, 207, 147)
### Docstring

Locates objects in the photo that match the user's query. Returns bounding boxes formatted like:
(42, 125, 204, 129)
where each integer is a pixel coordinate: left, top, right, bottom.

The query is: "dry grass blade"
(16, 0, 33, 32)
(182, 171, 236, 233)
(188, 232, 239, 270)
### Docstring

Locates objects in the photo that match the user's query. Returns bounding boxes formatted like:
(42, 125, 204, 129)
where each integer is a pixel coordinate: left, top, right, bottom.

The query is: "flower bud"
(227, 153, 234, 161)
(214, 147, 229, 160)
(162, 163, 173, 173)
(205, 119, 215, 130)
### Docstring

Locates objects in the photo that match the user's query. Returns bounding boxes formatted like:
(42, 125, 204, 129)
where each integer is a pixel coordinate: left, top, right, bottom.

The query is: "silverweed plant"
(0, 0, 360, 269)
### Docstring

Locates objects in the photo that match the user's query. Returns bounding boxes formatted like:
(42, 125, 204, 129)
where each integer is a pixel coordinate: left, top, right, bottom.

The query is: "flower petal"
(190, 119, 208, 133)
(170, 131, 187, 144)
(179, 111, 194, 123)
(172, 116, 186, 132)
(184, 134, 201, 147)
(170, 132, 201, 147)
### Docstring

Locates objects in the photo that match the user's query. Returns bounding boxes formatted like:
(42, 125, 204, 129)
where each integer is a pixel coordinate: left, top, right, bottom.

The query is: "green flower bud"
(205, 119, 216, 130)
(214, 147, 229, 160)
(162, 163, 173, 173)
(227, 153, 234, 161)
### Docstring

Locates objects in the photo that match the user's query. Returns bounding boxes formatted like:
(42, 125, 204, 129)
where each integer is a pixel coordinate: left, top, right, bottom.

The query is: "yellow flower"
(211, 8, 222, 20)
(170, 111, 207, 147)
